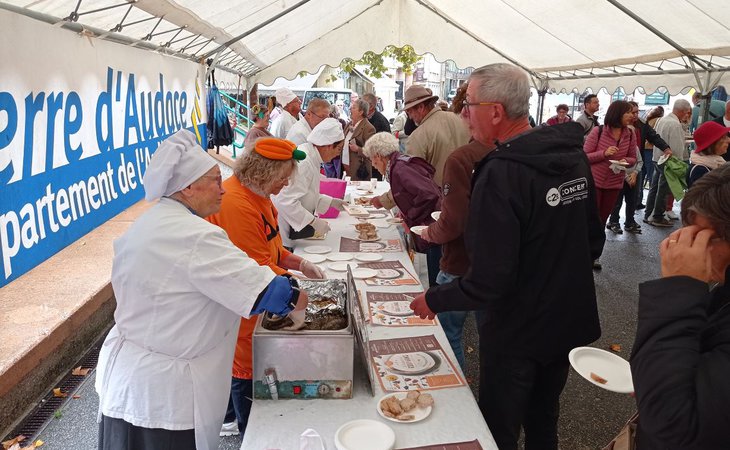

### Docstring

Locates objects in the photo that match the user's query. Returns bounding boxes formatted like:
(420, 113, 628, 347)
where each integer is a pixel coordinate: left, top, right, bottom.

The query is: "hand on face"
(660, 225, 716, 283)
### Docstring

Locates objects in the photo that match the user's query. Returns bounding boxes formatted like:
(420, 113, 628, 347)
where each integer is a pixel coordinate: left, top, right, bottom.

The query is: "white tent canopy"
(3, 0, 729, 94)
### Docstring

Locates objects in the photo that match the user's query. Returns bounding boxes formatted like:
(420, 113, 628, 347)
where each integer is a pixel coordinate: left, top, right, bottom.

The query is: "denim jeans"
(223, 377, 253, 435)
(435, 271, 468, 370)
(609, 179, 638, 226)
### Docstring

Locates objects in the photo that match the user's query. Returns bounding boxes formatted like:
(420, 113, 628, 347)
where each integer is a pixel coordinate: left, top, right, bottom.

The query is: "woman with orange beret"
(206, 137, 321, 438)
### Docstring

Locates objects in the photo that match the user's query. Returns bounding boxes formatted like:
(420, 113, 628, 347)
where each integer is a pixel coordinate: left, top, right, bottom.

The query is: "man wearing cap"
(273, 118, 347, 248)
(96, 129, 307, 450)
(285, 98, 332, 145)
(372, 84, 469, 286)
(270, 87, 302, 139)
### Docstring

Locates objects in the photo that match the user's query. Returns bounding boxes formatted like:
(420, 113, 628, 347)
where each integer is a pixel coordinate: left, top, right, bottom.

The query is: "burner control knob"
(317, 383, 331, 396)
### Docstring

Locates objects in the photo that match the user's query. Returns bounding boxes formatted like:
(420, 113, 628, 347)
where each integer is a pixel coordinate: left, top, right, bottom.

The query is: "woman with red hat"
(688, 121, 729, 188)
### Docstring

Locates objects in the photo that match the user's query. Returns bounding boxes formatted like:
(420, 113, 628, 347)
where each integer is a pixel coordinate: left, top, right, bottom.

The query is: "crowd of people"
(96, 62, 729, 450)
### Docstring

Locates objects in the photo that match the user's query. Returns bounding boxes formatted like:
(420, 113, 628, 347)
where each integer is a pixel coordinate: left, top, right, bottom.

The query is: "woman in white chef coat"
(95, 129, 307, 450)
(272, 118, 347, 248)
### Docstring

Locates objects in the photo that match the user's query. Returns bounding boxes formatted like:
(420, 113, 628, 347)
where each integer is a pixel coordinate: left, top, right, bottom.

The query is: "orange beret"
(254, 137, 306, 161)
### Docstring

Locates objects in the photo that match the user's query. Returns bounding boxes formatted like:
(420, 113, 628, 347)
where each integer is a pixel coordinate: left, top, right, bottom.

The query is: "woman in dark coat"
(630, 164, 730, 449)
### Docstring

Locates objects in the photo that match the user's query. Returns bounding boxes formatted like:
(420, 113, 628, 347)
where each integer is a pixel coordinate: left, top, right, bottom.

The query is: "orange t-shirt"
(206, 176, 292, 379)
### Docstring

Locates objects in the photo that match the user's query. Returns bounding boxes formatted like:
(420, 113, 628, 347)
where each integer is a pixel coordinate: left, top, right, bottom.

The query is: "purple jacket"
(387, 152, 442, 227)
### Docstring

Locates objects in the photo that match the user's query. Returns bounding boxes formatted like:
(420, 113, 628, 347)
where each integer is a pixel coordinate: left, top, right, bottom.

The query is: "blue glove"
(251, 276, 299, 316)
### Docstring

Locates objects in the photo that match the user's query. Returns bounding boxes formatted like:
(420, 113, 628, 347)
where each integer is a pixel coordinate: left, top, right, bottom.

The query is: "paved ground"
(30, 193, 673, 449)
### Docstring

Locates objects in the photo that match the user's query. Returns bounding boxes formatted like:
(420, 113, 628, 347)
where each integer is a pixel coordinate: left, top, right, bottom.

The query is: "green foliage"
(336, 45, 419, 80)
(54, 409, 63, 419)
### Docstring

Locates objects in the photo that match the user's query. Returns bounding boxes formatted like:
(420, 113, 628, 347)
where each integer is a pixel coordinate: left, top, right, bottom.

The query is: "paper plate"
(303, 254, 326, 264)
(609, 160, 630, 166)
(410, 225, 428, 236)
(568, 347, 634, 394)
(352, 268, 378, 279)
(431, 211, 441, 221)
(304, 245, 332, 254)
(356, 186, 374, 192)
(328, 261, 353, 272)
(386, 217, 403, 224)
(354, 253, 383, 262)
(368, 212, 389, 219)
(377, 393, 433, 423)
(327, 253, 353, 262)
(354, 235, 381, 242)
(334, 419, 395, 450)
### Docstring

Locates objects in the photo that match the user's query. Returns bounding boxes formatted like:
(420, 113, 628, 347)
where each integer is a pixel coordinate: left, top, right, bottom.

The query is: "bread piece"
(397, 414, 416, 421)
(406, 390, 421, 400)
(416, 393, 434, 407)
(386, 396, 403, 415)
(399, 397, 417, 412)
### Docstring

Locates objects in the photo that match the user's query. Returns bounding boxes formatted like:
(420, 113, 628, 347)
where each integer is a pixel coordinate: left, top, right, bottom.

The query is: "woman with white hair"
(365, 132, 441, 244)
(272, 118, 347, 247)
(96, 130, 306, 450)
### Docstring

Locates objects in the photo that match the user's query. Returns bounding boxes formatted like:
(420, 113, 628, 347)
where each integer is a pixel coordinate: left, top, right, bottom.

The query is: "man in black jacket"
(363, 93, 391, 180)
(630, 164, 730, 449)
(411, 63, 604, 450)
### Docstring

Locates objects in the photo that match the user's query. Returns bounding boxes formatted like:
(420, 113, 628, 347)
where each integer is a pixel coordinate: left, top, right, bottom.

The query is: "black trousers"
(98, 415, 196, 450)
(479, 352, 570, 450)
(609, 179, 639, 226)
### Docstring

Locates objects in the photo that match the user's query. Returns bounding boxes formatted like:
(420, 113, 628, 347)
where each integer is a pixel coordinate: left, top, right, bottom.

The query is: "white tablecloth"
(242, 182, 497, 450)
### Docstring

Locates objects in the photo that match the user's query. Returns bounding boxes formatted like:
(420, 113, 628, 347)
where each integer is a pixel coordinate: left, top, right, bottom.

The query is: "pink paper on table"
(319, 178, 347, 218)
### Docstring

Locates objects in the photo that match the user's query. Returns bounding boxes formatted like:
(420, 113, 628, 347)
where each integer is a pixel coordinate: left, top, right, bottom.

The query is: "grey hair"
(681, 164, 730, 241)
(672, 99, 691, 113)
(362, 93, 377, 104)
(354, 99, 370, 117)
(470, 63, 530, 119)
(234, 145, 297, 194)
(362, 132, 399, 159)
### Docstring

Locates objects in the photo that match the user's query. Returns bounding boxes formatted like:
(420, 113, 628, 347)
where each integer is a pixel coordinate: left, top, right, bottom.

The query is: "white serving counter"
(242, 182, 496, 450)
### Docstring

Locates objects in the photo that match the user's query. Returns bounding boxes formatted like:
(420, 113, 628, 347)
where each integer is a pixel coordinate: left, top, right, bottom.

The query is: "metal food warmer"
(253, 267, 374, 400)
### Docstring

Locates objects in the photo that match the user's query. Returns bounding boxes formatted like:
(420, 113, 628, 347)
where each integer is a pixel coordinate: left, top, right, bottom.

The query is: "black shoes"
(606, 223, 623, 234)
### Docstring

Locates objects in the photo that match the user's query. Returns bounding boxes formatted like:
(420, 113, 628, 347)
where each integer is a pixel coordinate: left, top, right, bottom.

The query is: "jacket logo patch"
(546, 177, 588, 207)
(443, 183, 450, 196)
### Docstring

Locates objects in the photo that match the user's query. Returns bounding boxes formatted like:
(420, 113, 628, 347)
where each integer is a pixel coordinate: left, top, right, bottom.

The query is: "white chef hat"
(142, 129, 217, 201)
(307, 118, 345, 146)
(274, 87, 298, 107)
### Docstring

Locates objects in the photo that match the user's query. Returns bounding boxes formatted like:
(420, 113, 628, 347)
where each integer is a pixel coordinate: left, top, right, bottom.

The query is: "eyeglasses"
(308, 109, 328, 120)
(461, 101, 500, 116)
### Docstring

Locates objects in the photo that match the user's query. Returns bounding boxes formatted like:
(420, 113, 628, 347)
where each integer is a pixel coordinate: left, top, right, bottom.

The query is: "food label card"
(370, 335, 465, 391)
(367, 291, 436, 326)
(398, 440, 484, 450)
(340, 237, 403, 253)
(358, 260, 419, 286)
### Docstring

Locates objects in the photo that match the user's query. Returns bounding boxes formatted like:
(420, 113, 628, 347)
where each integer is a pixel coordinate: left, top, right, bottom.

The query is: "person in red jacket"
(206, 138, 323, 437)
(545, 104, 572, 126)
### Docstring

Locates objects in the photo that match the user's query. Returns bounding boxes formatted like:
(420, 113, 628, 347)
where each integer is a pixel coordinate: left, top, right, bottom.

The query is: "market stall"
(243, 181, 497, 450)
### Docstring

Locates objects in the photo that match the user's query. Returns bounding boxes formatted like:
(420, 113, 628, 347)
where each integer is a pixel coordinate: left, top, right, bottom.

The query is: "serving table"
(242, 181, 497, 450)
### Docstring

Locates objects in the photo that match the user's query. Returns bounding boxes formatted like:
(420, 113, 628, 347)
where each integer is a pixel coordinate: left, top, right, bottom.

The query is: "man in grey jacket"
(644, 99, 691, 227)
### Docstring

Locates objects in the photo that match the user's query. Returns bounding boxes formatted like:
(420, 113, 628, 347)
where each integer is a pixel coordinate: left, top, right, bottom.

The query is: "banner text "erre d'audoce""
(0, 65, 202, 287)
